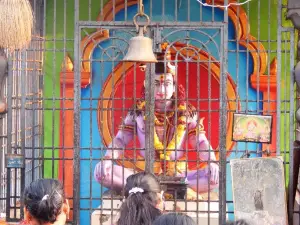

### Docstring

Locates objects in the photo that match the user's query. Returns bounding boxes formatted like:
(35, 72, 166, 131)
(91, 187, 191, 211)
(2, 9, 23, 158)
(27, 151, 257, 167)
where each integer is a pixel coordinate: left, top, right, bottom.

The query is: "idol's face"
(154, 73, 175, 102)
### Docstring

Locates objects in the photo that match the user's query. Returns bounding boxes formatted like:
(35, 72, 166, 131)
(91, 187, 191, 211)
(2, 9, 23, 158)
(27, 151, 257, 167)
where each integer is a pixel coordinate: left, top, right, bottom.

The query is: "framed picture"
(232, 113, 272, 143)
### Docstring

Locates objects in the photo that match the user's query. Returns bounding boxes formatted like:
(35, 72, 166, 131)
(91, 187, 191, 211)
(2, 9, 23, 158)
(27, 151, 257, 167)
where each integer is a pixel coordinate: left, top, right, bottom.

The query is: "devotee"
(225, 219, 250, 225)
(116, 172, 163, 225)
(20, 179, 69, 225)
(153, 213, 196, 225)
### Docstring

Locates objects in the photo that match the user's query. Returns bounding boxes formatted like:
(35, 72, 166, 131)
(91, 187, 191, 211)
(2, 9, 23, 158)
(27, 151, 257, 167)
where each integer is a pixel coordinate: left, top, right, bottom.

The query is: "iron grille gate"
(0, 1, 297, 225)
(74, 22, 228, 224)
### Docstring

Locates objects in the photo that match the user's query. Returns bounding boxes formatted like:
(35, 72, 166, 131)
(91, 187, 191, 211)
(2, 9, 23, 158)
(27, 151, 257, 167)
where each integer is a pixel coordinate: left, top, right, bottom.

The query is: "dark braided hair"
(225, 219, 250, 225)
(117, 172, 162, 225)
(153, 213, 196, 225)
(23, 179, 65, 223)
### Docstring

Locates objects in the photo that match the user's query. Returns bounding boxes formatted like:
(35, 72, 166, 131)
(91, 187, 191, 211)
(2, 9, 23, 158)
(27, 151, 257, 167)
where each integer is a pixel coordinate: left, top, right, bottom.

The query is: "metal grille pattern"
(0, 0, 44, 222)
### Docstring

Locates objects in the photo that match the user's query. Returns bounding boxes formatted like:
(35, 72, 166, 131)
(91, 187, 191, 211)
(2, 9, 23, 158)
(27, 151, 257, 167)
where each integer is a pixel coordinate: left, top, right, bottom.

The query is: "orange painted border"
(206, 0, 277, 155)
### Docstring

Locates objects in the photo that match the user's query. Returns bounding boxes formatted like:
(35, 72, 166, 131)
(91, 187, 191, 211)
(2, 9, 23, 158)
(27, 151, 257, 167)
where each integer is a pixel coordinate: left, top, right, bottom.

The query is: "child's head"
(225, 219, 250, 225)
(117, 172, 163, 225)
(23, 179, 69, 224)
(153, 213, 196, 225)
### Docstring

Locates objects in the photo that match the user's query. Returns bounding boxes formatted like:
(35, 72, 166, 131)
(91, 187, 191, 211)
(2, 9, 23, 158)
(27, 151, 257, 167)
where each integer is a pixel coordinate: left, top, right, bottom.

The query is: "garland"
(137, 100, 188, 161)
(154, 104, 187, 161)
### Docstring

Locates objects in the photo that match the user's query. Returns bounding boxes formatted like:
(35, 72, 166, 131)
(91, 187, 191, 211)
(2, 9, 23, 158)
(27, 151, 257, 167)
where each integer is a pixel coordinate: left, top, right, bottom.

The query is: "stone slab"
(230, 157, 288, 225)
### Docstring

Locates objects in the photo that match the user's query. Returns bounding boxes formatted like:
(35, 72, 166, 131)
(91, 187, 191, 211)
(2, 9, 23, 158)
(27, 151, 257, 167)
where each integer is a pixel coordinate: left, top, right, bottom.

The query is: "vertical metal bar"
(62, 0, 67, 190)
(266, 0, 271, 155)
(234, 4, 240, 158)
(219, 23, 228, 225)
(51, 0, 57, 178)
(144, 63, 155, 173)
(288, 28, 295, 225)
(6, 54, 13, 220)
(88, 0, 91, 21)
(125, 0, 128, 21)
(284, 33, 288, 180)
(187, 0, 190, 22)
(73, 0, 80, 223)
(20, 50, 26, 219)
(162, 0, 165, 21)
(175, 0, 178, 21)
(41, 0, 46, 179)
(5, 169, 11, 220)
(276, 0, 282, 156)
(99, 41, 105, 224)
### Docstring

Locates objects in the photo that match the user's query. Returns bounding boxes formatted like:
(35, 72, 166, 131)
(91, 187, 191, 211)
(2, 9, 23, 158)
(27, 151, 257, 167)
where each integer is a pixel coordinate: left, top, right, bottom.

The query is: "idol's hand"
(94, 159, 113, 183)
(205, 162, 219, 185)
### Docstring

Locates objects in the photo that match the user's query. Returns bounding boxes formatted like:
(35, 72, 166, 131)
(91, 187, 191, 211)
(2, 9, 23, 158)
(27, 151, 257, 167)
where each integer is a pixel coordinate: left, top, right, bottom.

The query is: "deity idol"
(94, 50, 219, 199)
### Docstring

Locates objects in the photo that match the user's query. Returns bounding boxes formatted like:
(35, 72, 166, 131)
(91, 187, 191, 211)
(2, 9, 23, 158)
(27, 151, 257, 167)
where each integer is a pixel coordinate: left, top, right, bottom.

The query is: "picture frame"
(5, 154, 25, 168)
(232, 113, 273, 143)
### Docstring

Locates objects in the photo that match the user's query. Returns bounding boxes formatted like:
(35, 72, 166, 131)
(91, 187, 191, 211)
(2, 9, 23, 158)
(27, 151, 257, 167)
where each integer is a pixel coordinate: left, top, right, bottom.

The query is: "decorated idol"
(94, 49, 219, 199)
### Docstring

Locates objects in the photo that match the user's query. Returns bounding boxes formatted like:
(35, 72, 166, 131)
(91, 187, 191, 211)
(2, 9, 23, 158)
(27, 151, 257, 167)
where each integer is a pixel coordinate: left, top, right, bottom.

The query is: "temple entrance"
(75, 20, 230, 224)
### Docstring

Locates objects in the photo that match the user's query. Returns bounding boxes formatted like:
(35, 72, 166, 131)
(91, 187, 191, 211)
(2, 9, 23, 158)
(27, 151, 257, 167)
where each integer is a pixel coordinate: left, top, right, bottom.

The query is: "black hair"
(23, 178, 65, 223)
(153, 213, 196, 225)
(116, 172, 162, 225)
(225, 219, 250, 225)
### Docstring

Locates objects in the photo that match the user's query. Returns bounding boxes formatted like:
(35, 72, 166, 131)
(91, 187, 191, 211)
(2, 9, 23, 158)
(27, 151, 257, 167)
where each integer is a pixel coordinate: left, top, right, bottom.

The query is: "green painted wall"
(44, 0, 108, 178)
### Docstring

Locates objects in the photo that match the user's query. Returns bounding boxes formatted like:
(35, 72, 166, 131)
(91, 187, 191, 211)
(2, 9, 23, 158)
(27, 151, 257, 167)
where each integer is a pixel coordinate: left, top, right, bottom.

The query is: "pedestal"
(231, 157, 287, 225)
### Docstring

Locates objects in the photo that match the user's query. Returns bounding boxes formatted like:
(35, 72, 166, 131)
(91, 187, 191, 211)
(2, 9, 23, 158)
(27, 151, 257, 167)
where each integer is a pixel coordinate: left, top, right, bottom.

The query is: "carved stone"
(230, 157, 287, 225)
(0, 49, 8, 115)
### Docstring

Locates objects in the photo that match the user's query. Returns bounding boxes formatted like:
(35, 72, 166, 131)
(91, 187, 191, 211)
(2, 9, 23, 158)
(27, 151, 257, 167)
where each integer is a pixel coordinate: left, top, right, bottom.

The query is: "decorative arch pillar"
(59, 30, 109, 214)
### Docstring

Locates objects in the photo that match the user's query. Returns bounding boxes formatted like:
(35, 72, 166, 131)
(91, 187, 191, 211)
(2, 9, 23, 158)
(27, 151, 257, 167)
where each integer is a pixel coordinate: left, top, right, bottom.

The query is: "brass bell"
(123, 28, 157, 63)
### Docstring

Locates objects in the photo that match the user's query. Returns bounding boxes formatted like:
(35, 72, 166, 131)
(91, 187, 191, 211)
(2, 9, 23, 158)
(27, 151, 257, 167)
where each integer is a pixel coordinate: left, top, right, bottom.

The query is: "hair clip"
(129, 187, 144, 194)
(41, 194, 49, 201)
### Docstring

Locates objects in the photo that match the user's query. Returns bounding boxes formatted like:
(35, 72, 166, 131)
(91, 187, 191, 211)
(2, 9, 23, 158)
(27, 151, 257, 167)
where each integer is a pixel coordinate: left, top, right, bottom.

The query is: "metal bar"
(144, 63, 155, 173)
(62, 0, 67, 193)
(77, 21, 226, 28)
(19, 50, 26, 220)
(6, 53, 13, 220)
(288, 27, 295, 225)
(219, 24, 228, 225)
(5, 169, 11, 221)
(276, 0, 282, 156)
(73, 0, 81, 223)
(41, 0, 46, 179)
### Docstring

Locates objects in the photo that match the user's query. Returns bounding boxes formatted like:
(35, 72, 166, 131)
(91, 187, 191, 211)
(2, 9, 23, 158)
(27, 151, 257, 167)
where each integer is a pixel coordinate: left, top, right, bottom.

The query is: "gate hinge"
(153, 27, 163, 53)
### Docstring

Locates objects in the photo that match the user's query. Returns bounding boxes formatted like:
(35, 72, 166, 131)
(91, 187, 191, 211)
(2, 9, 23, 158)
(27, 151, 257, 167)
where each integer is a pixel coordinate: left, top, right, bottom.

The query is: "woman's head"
(117, 172, 163, 225)
(23, 178, 69, 224)
(153, 213, 196, 225)
(225, 219, 250, 225)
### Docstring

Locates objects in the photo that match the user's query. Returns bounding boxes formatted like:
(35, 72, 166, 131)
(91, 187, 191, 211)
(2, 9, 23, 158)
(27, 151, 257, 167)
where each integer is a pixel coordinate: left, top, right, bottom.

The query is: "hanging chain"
(138, 0, 145, 16)
(133, 0, 150, 34)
